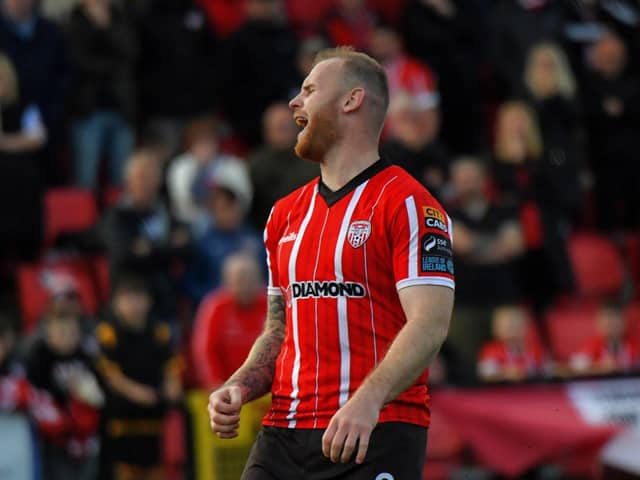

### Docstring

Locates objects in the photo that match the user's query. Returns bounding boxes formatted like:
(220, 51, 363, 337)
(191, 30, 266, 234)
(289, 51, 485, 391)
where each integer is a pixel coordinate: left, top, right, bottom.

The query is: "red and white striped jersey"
(263, 160, 454, 429)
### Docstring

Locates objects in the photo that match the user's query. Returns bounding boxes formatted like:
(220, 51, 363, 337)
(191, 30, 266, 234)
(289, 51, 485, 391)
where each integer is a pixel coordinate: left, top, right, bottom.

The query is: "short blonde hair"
(494, 101, 543, 161)
(0, 54, 19, 105)
(524, 43, 576, 99)
(314, 46, 389, 134)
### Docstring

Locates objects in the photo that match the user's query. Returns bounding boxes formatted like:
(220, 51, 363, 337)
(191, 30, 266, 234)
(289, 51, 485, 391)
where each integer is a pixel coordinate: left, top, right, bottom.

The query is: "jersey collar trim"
(318, 158, 391, 207)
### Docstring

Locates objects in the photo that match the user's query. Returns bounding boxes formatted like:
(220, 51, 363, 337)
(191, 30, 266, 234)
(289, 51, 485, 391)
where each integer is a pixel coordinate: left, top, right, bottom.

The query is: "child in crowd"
(27, 312, 103, 480)
(569, 303, 640, 376)
(97, 274, 182, 480)
(477, 304, 546, 382)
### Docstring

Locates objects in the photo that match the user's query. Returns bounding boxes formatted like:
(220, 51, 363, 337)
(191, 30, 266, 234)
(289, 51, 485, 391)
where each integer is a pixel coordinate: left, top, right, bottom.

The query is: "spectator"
(569, 302, 640, 376)
(323, 0, 377, 52)
(381, 91, 448, 198)
(492, 101, 575, 310)
(217, 0, 298, 147)
(135, 0, 218, 156)
(67, 0, 137, 190)
(27, 313, 103, 480)
(99, 149, 192, 319)
(477, 304, 546, 383)
(167, 116, 246, 234)
(248, 102, 318, 229)
(183, 160, 263, 303)
(400, 0, 485, 152)
(32, 273, 99, 355)
(0, 0, 69, 184)
(96, 274, 182, 480)
(522, 42, 583, 221)
(192, 253, 266, 389)
(0, 315, 69, 441)
(489, 0, 565, 99)
(0, 53, 46, 265)
(369, 23, 439, 106)
(582, 32, 640, 232)
(445, 156, 525, 384)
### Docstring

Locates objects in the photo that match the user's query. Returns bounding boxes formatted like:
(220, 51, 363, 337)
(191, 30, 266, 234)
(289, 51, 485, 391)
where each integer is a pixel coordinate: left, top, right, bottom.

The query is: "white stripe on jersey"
(335, 182, 368, 407)
(286, 187, 318, 427)
(312, 209, 330, 428)
(364, 175, 397, 367)
(396, 277, 455, 291)
(264, 207, 282, 296)
(405, 196, 419, 279)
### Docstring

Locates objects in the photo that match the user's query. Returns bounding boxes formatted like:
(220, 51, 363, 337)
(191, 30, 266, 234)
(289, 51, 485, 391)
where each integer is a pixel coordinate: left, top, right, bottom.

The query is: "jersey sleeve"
(390, 192, 455, 291)
(264, 206, 282, 296)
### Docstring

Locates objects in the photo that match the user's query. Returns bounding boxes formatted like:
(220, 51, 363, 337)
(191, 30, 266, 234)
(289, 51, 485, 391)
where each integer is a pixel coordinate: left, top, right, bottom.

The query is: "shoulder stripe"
(405, 196, 419, 279)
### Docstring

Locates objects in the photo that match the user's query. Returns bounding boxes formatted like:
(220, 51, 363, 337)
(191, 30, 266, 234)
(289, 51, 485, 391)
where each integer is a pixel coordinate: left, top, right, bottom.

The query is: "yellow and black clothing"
(96, 313, 180, 475)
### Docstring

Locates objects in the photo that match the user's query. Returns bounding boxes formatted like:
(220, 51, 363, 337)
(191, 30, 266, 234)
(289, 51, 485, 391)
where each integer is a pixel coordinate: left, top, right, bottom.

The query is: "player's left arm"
(322, 284, 453, 464)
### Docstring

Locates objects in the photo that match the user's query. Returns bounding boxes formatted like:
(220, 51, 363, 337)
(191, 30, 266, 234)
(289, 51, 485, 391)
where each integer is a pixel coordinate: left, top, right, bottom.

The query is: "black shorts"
(241, 422, 427, 480)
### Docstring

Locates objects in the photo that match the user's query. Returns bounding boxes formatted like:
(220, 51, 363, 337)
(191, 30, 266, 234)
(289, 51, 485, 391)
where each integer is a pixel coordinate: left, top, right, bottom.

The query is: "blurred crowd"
(1, 0, 640, 478)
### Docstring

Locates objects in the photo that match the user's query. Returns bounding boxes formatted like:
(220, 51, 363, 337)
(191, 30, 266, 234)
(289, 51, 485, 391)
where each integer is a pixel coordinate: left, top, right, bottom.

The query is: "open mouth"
(294, 116, 308, 130)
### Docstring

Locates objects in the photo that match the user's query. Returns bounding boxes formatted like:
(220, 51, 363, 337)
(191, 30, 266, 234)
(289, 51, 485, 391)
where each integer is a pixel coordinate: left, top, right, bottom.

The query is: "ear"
(342, 87, 366, 113)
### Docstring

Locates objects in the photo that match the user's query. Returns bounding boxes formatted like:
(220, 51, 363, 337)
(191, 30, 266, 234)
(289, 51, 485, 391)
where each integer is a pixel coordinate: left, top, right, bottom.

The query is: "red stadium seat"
(44, 188, 98, 247)
(544, 301, 599, 362)
(567, 233, 624, 298)
(623, 233, 640, 294)
(624, 301, 640, 343)
(17, 258, 99, 333)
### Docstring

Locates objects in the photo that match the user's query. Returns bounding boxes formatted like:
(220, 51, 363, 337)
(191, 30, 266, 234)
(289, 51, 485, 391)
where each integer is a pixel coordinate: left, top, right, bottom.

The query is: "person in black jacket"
(96, 274, 182, 480)
(582, 32, 640, 232)
(135, 0, 218, 156)
(0, 0, 69, 184)
(216, 0, 298, 147)
(400, 0, 485, 153)
(0, 53, 45, 266)
(67, 0, 137, 190)
(99, 148, 192, 320)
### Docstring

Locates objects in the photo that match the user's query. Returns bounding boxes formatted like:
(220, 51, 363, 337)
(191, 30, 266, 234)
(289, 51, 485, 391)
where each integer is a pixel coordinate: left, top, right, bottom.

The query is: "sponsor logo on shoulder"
(425, 216, 448, 232)
(423, 206, 448, 232)
(421, 233, 454, 274)
(278, 232, 297, 245)
(423, 206, 445, 222)
(347, 220, 371, 248)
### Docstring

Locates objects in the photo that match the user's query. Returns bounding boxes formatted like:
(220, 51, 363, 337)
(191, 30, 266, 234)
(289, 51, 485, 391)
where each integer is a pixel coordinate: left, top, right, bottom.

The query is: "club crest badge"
(347, 220, 371, 248)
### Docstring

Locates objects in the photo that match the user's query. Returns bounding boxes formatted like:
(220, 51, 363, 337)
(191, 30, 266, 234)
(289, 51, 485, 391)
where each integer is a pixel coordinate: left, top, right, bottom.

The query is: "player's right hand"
(208, 385, 243, 439)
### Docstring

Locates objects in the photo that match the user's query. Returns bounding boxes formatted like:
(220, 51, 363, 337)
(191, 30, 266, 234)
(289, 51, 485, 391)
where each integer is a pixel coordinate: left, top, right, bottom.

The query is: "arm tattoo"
(225, 295, 286, 402)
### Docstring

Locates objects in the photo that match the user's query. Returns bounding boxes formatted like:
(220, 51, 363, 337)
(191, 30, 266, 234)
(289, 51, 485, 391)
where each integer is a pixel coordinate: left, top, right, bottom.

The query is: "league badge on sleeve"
(347, 220, 372, 248)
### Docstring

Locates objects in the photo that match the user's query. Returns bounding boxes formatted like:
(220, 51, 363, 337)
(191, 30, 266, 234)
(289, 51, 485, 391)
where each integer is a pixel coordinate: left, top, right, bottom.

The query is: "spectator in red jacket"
(569, 302, 640, 376)
(192, 252, 266, 389)
(477, 304, 546, 383)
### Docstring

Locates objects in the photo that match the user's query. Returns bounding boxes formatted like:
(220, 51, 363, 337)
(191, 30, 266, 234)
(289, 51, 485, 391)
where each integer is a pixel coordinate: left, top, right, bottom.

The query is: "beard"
(294, 102, 339, 163)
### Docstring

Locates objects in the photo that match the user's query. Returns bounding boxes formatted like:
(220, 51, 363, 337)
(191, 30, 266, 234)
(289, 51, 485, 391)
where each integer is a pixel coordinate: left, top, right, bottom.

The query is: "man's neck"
(319, 143, 380, 192)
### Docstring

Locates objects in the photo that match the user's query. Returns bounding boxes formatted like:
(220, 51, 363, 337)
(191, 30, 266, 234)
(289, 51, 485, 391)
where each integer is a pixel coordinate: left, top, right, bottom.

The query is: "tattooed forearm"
(225, 295, 286, 402)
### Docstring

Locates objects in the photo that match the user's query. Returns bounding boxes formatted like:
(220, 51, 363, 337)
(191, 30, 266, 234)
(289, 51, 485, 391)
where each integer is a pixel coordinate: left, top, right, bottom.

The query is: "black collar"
(318, 158, 391, 207)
